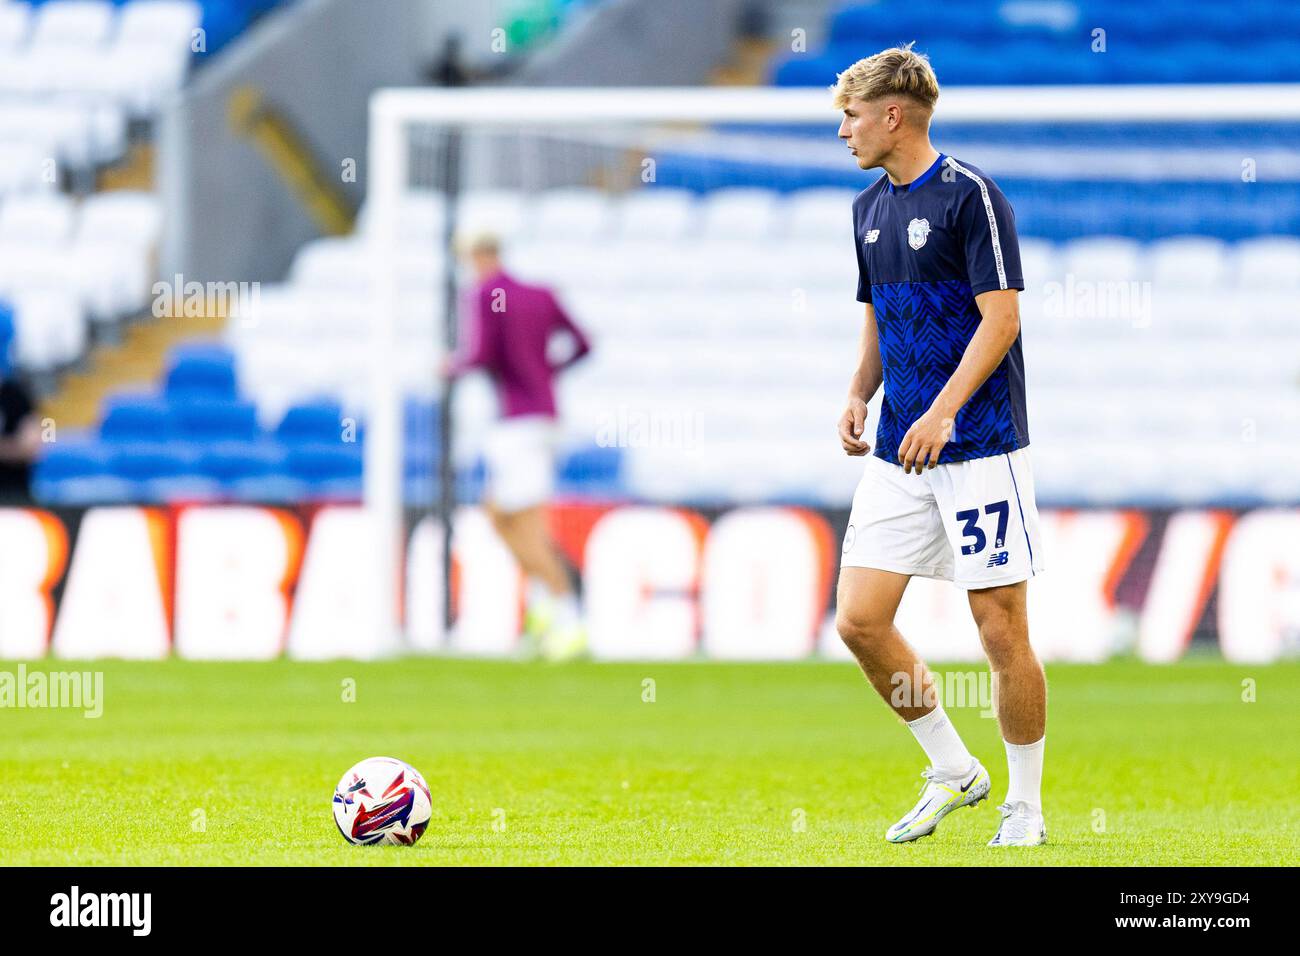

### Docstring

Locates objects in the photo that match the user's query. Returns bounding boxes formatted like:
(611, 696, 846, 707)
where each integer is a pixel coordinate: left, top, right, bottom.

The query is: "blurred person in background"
(444, 232, 592, 660)
(0, 311, 40, 503)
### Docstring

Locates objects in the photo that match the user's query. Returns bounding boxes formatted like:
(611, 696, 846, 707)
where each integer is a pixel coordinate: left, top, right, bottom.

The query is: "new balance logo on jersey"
(986, 551, 1010, 568)
(863, 229, 880, 244)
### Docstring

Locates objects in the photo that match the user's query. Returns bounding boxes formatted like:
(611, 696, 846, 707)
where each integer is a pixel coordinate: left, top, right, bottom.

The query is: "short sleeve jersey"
(853, 153, 1029, 465)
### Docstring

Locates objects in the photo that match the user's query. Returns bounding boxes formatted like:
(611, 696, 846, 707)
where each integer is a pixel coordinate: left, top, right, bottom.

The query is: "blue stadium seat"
(171, 397, 261, 441)
(198, 439, 288, 484)
(275, 399, 344, 444)
(558, 444, 622, 497)
(32, 441, 135, 504)
(197, 418, 305, 502)
(285, 442, 363, 498)
(109, 441, 203, 482)
(100, 395, 177, 442)
(165, 343, 238, 398)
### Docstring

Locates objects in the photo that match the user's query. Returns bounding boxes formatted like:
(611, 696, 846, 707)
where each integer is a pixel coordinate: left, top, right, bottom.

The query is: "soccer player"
(831, 46, 1048, 846)
(444, 232, 592, 660)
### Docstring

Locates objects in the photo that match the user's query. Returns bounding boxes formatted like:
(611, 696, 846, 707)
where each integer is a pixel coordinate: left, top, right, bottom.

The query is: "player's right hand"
(838, 398, 870, 456)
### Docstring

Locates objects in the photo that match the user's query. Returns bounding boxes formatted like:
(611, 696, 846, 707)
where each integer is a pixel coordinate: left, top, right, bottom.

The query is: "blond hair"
(830, 43, 940, 115)
(453, 230, 500, 257)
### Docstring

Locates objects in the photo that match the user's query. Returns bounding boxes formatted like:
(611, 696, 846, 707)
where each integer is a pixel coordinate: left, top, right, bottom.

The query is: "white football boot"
(987, 800, 1047, 846)
(885, 759, 991, 843)
(540, 622, 587, 662)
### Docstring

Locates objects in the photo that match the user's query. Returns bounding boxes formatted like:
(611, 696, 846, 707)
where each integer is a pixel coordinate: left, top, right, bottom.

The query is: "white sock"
(905, 704, 974, 778)
(526, 578, 551, 614)
(1004, 736, 1045, 811)
(552, 592, 580, 629)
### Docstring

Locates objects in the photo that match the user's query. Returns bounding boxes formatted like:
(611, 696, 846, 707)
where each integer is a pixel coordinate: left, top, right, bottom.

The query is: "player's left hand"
(897, 408, 955, 475)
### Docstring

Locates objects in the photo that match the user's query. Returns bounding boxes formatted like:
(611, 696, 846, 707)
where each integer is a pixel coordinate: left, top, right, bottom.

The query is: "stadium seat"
(109, 440, 203, 482)
(275, 400, 345, 444)
(198, 439, 289, 485)
(698, 188, 779, 240)
(356, 189, 446, 242)
(0, 193, 77, 245)
(0, 243, 81, 299)
(1149, 236, 1229, 290)
(457, 189, 530, 241)
(100, 394, 177, 442)
(784, 188, 858, 242)
(171, 397, 261, 441)
(1060, 236, 1145, 282)
(117, 0, 202, 48)
(557, 444, 622, 497)
(284, 442, 364, 496)
(30, 1, 116, 48)
(165, 344, 238, 398)
(532, 188, 612, 242)
(0, 3, 31, 50)
(1232, 236, 1300, 289)
(31, 440, 136, 505)
(8, 289, 86, 371)
(75, 191, 163, 248)
(612, 189, 697, 241)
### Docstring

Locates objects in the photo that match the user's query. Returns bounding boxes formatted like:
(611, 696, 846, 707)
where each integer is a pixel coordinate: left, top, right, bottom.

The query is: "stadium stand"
(0, 0, 290, 380)
(18, 0, 1300, 511)
(32, 181, 1300, 509)
(771, 0, 1300, 86)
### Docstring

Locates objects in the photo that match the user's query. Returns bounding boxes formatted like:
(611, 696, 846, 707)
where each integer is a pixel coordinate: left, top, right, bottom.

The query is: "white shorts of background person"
(482, 414, 559, 513)
(841, 446, 1046, 589)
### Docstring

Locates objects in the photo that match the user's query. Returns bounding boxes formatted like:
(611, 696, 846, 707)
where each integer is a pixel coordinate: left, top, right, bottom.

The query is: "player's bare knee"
(836, 608, 891, 661)
(976, 617, 1031, 669)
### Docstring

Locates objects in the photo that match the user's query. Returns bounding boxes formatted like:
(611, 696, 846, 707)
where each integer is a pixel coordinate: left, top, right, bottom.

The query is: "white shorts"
(841, 447, 1046, 590)
(482, 415, 557, 512)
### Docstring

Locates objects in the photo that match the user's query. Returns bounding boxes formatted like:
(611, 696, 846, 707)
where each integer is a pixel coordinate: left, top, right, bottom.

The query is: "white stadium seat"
(783, 188, 857, 242)
(1060, 235, 1145, 282)
(698, 187, 779, 240)
(76, 190, 163, 248)
(0, 3, 31, 50)
(1018, 237, 1060, 286)
(0, 141, 53, 196)
(357, 189, 446, 242)
(531, 188, 611, 241)
(1149, 235, 1229, 289)
(1232, 236, 1300, 289)
(612, 188, 696, 240)
(116, 0, 201, 47)
(0, 192, 77, 244)
(456, 190, 530, 241)
(30, 1, 116, 48)
(10, 288, 87, 371)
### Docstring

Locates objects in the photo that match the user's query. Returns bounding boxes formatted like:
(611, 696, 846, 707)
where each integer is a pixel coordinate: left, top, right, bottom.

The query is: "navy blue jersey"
(853, 153, 1029, 465)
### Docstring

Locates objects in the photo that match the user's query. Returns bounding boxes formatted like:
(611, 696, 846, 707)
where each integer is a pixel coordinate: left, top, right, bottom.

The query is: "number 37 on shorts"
(840, 447, 1047, 590)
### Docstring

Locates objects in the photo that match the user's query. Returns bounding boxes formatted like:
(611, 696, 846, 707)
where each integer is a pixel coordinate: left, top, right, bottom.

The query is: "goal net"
(364, 85, 1300, 663)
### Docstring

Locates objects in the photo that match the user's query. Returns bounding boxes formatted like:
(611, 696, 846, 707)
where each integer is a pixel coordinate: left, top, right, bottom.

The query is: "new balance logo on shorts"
(986, 551, 1010, 568)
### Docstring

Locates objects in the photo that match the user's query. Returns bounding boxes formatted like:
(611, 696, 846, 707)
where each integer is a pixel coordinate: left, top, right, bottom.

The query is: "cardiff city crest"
(907, 217, 931, 250)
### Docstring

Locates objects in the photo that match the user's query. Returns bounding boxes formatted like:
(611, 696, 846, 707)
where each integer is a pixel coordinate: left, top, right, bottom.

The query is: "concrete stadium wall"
(508, 0, 746, 87)
(158, 0, 429, 285)
(158, 0, 748, 285)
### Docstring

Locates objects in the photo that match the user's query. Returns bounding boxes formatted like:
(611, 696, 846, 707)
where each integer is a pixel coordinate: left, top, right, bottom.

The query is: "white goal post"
(363, 83, 1300, 649)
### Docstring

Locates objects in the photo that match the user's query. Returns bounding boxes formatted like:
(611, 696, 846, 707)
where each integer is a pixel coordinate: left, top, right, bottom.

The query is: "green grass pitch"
(0, 656, 1295, 865)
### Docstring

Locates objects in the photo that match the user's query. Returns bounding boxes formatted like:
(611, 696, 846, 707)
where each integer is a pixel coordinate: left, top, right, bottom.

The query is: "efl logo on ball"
(333, 756, 432, 846)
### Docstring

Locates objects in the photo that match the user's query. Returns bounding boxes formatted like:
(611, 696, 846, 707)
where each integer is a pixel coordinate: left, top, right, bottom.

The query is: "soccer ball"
(332, 756, 432, 846)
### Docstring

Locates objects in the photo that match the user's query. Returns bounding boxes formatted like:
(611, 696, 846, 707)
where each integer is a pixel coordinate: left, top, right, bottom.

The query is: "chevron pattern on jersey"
(870, 279, 1028, 465)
